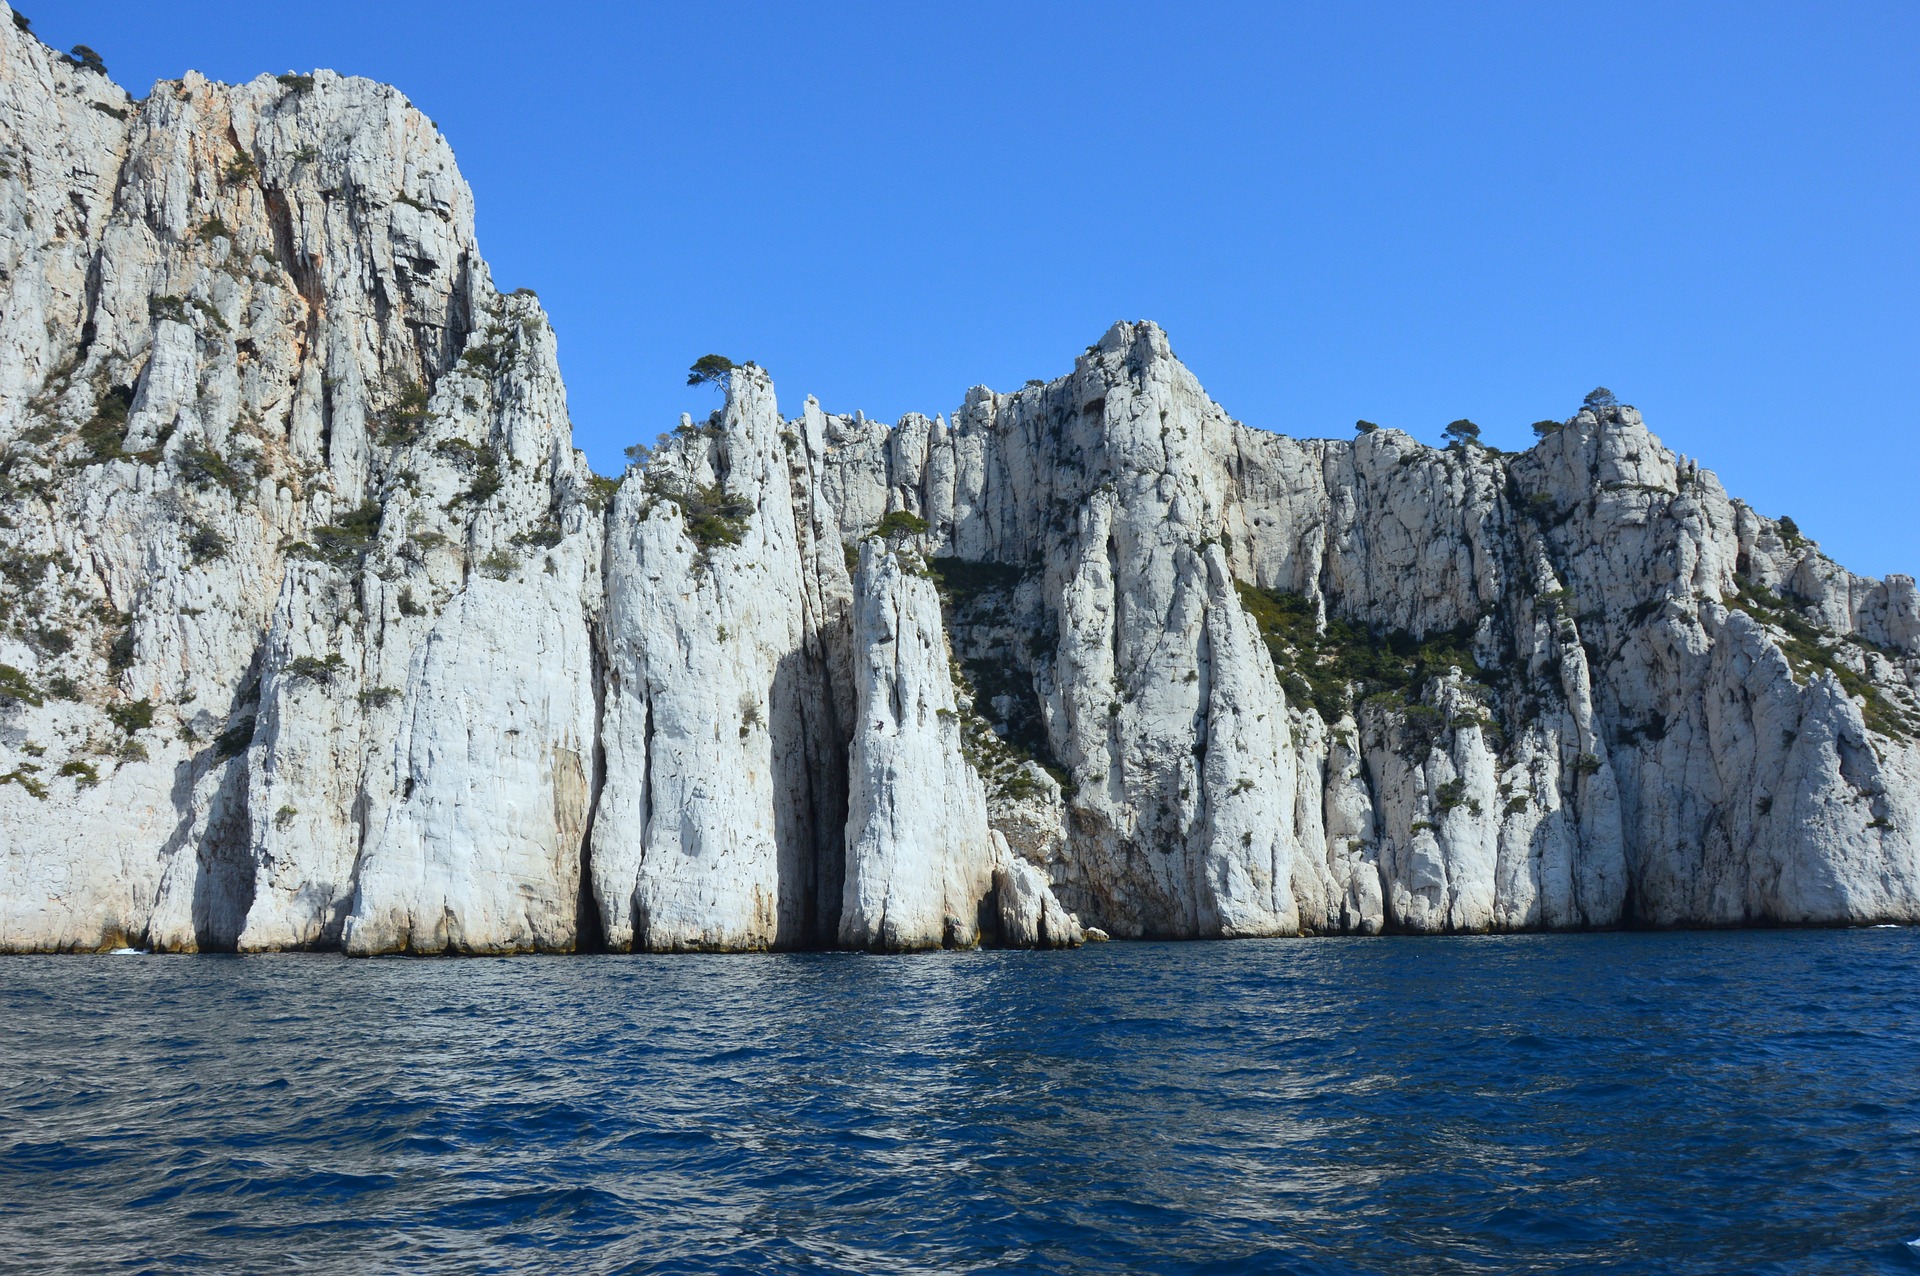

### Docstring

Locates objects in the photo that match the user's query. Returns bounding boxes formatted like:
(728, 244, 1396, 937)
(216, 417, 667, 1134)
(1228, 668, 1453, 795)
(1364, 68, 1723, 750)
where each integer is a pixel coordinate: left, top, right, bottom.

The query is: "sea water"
(1, 929, 1916, 1273)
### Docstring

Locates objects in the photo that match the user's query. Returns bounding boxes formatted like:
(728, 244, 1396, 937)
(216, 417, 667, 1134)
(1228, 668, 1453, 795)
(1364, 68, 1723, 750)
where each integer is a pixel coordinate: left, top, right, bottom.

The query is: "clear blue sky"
(36, 1, 1920, 576)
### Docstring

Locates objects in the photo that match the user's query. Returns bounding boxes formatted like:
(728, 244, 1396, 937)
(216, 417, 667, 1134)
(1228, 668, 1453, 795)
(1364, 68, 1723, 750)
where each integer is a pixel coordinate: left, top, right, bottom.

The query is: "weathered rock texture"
(1, 17, 1915, 952)
(0, 16, 603, 953)
(840, 537, 996, 951)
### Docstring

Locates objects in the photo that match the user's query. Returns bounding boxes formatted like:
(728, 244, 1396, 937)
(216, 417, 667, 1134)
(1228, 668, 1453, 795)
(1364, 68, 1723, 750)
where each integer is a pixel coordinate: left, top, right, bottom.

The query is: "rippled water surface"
(3, 931, 1918, 1273)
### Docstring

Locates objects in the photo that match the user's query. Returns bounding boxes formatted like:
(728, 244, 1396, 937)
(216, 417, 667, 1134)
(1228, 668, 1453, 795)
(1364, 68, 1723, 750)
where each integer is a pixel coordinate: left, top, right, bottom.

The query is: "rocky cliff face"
(0, 15, 601, 952)
(2, 15, 1915, 952)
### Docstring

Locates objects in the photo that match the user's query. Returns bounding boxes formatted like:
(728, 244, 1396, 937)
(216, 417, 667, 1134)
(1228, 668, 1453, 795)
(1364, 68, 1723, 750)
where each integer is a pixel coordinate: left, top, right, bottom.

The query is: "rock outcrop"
(589, 367, 847, 952)
(0, 15, 601, 952)
(1, 14, 1915, 952)
(840, 537, 996, 951)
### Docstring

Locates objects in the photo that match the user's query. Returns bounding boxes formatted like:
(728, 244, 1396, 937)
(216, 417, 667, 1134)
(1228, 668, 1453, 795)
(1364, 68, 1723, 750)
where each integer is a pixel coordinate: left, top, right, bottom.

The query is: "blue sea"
(2, 930, 1916, 1273)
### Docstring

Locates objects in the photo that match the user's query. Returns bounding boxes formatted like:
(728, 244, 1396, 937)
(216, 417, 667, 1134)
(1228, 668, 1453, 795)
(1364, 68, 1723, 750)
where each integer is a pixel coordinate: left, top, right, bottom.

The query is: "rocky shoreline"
(1, 9, 1915, 953)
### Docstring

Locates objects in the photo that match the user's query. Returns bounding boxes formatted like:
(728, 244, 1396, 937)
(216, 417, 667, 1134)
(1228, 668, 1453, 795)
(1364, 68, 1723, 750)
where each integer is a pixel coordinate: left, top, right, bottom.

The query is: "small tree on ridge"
(687, 355, 738, 390)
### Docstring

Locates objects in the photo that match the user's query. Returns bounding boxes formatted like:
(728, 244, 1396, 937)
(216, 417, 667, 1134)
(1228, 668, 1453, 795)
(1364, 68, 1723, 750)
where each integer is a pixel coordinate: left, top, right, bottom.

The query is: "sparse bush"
(1434, 777, 1480, 815)
(397, 587, 426, 617)
(31, 626, 73, 655)
(584, 474, 618, 512)
(180, 444, 248, 494)
(623, 442, 652, 466)
(1398, 703, 1447, 756)
(284, 653, 346, 683)
(77, 383, 135, 462)
(1538, 586, 1575, 616)
(149, 295, 190, 324)
(513, 520, 563, 551)
(1726, 577, 1914, 739)
(460, 343, 503, 375)
(185, 520, 228, 562)
(70, 44, 106, 74)
(1442, 419, 1481, 446)
(59, 760, 100, 789)
(1583, 387, 1617, 411)
(377, 380, 431, 445)
(1000, 770, 1043, 801)
(1355, 420, 1379, 434)
(671, 413, 725, 442)
(274, 804, 297, 829)
(195, 216, 230, 244)
(106, 698, 153, 733)
(0, 765, 47, 798)
(221, 152, 258, 185)
(1530, 419, 1564, 438)
(358, 687, 401, 708)
(293, 502, 382, 565)
(477, 549, 519, 578)
(659, 481, 750, 551)
(276, 72, 315, 93)
(434, 437, 484, 466)
(869, 510, 930, 539)
(1237, 583, 1494, 730)
(0, 548, 62, 590)
(1573, 752, 1603, 775)
(453, 462, 503, 506)
(191, 295, 229, 328)
(0, 664, 42, 706)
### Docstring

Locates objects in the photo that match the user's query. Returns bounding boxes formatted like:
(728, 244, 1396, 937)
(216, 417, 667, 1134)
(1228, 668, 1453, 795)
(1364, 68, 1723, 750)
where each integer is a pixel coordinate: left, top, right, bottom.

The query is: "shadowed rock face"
(1, 13, 1915, 952)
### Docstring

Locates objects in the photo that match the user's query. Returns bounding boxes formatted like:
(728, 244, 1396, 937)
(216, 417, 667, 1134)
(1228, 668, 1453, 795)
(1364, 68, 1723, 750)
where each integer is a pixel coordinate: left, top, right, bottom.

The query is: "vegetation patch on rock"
(1236, 583, 1494, 724)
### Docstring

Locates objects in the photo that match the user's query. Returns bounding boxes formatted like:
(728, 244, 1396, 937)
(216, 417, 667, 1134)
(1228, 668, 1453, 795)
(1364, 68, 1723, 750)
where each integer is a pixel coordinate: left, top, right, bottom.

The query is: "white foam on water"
(108, 948, 145, 956)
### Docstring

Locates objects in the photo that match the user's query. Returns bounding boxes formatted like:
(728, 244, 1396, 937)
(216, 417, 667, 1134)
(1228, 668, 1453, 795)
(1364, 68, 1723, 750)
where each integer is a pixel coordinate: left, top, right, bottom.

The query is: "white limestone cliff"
(589, 366, 851, 951)
(0, 14, 601, 952)
(0, 15, 1914, 953)
(801, 321, 1916, 937)
(339, 531, 599, 956)
(838, 537, 996, 950)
